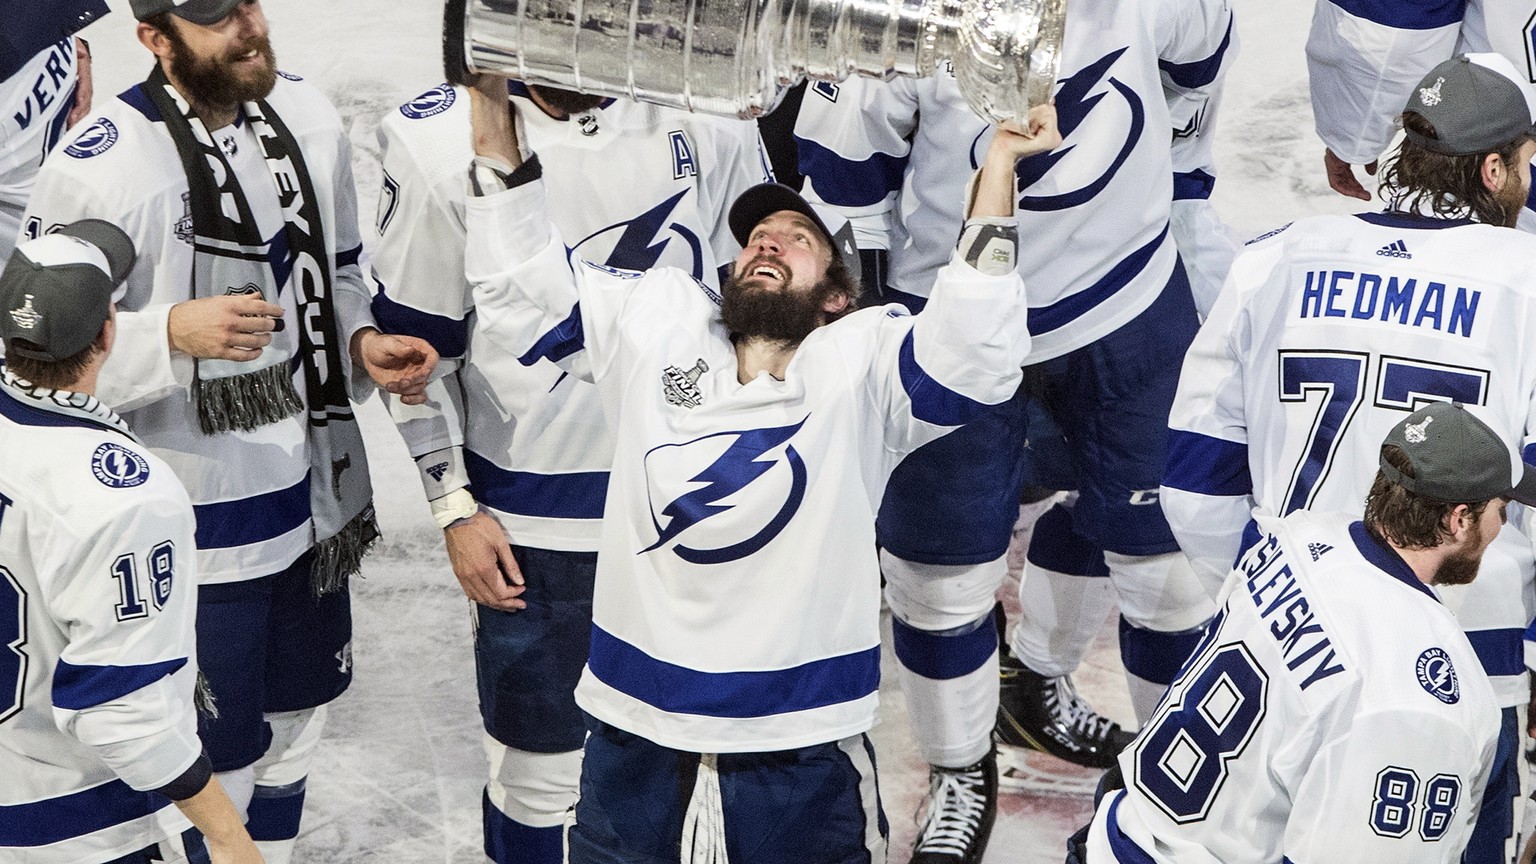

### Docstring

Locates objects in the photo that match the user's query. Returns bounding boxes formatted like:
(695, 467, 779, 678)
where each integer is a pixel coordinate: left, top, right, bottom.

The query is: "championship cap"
(1380, 402, 1536, 506)
(1402, 54, 1536, 156)
(129, 0, 243, 25)
(728, 183, 863, 289)
(0, 221, 136, 362)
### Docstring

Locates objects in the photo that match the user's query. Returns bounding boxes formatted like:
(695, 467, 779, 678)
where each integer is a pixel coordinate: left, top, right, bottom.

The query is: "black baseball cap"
(0, 221, 136, 362)
(728, 184, 863, 289)
(129, 0, 243, 25)
(1380, 402, 1536, 506)
(1403, 54, 1536, 156)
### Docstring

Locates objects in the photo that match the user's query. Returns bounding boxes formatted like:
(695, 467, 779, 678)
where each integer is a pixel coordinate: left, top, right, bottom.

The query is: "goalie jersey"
(370, 83, 770, 549)
(1163, 212, 1536, 707)
(463, 177, 1031, 751)
(1088, 510, 1499, 864)
(0, 373, 200, 863)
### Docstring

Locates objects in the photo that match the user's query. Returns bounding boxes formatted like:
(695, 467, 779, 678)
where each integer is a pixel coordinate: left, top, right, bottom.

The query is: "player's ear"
(1480, 151, 1508, 196)
(1443, 503, 1474, 544)
(137, 21, 173, 61)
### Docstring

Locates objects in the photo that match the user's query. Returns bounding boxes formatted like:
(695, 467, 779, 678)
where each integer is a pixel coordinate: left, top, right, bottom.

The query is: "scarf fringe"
(309, 504, 380, 597)
(193, 362, 304, 435)
(194, 671, 219, 719)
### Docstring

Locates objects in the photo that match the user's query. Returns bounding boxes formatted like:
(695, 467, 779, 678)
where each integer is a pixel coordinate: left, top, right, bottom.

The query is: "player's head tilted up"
(1364, 402, 1536, 585)
(133, 0, 277, 119)
(0, 220, 136, 390)
(1379, 53, 1536, 227)
(720, 183, 864, 343)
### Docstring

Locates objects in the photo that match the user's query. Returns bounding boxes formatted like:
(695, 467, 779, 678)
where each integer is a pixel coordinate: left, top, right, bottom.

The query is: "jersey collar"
(0, 369, 135, 440)
(1349, 521, 1439, 602)
(1355, 211, 1475, 230)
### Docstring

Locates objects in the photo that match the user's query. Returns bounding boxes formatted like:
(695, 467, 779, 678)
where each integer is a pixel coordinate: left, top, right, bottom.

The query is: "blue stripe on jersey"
(1172, 169, 1216, 201)
(370, 287, 470, 359)
(794, 137, 908, 208)
(1524, 443, 1536, 465)
(193, 475, 310, 550)
(1466, 628, 1526, 677)
(1104, 791, 1156, 864)
(1119, 618, 1207, 686)
(518, 303, 585, 366)
(1355, 211, 1473, 230)
(1235, 518, 1262, 565)
(52, 658, 188, 710)
(587, 626, 881, 718)
(890, 614, 996, 681)
(1349, 521, 1438, 601)
(119, 84, 162, 122)
(1029, 224, 1169, 335)
(465, 449, 608, 520)
(1162, 430, 1252, 496)
(0, 778, 169, 847)
(0, 388, 124, 436)
(1329, 0, 1465, 30)
(1526, 177, 1536, 214)
(897, 331, 991, 427)
(336, 244, 362, 269)
(268, 228, 293, 290)
(1158, 19, 1233, 89)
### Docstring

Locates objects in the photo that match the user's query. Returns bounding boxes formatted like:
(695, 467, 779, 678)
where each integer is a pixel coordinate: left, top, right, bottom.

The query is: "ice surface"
(74, 0, 1352, 859)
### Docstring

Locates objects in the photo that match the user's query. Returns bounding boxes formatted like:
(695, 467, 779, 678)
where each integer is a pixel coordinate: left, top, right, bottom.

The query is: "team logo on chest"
(1415, 648, 1459, 704)
(662, 358, 709, 409)
(640, 418, 810, 564)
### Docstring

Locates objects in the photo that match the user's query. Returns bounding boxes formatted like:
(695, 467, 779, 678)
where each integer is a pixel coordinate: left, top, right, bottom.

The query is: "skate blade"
(996, 744, 1103, 797)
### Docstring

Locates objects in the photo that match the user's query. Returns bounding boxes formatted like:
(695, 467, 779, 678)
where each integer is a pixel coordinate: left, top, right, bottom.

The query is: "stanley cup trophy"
(443, 0, 1067, 125)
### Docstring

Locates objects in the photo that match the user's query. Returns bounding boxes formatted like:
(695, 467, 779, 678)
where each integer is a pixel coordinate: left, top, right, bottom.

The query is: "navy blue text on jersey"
(1239, 534, 1347, 690)
(1298, 270, 1480, 338)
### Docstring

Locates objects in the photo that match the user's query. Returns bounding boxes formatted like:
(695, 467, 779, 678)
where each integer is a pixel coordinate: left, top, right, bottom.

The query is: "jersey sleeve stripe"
(465, 449, 609, 520)
(335, 244, 362, 269)
(1326, 0, 1465, 30)
(890, 615, 996, 680)
(1158, 19, 1234, 89)
(192, 475, 310, 549)
(370, 288, 470, 359)
(0, 778, 171, 847)
(586, 626, 881, 718)
(51, 658, 188, 711)
(1163, 430, 1252, 497)
(1465, 628, 1527, 678)
(1172, 169, 1217, 202)
(897, 331, 990, 427)
(516, 302, 585, 367)
(794, 137, 909, 208)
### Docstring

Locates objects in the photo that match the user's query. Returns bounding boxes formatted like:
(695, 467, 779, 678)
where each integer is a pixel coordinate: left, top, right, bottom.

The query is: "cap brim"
(1511, 461, 1536, 507)
(728, 184, 836, 251)
(55, 220, 135, 285)
(171, 0, 243, 25)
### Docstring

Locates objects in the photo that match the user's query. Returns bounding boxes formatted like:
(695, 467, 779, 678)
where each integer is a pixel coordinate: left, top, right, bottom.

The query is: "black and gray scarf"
(144, 65, 377, 594)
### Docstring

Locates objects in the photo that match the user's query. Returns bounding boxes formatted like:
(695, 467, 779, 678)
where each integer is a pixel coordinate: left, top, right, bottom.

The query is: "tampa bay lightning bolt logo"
(91, 443, 150, 488)
(998, 47, 1144, 212)
(64, 118, 119, 159)
(400, 85, 456, 120)
(574, 190, 706, 281)
(1415, 648, 1459, 704)
(641, 419, 809, 564)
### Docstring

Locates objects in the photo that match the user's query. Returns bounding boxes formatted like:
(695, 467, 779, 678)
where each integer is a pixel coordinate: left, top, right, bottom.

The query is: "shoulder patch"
(1414, 648, 1459, 705)
(91, 442, 150, 489)
(277, 70, 303, 81)
(400, 85, 456, 120)
(1245, 222, 1292, 245)
(64, 118, 119, 159)
(583, 259, 645, 280)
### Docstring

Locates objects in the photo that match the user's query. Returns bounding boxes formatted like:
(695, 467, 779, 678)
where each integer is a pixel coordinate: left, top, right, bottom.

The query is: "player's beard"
(1431, 518, 1485, 586)
(720, 257, 836, 344)
(528, 85, 605, 117)
(167, 31, 278, 112)
(1495, 175, 1529, 228)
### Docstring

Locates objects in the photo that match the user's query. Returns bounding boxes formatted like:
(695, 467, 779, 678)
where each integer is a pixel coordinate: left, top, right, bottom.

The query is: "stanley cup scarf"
(143, 65, 378, 594)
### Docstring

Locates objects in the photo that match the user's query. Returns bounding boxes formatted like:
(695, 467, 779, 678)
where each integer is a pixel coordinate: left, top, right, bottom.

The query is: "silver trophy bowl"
(444, 0, 1067, 124)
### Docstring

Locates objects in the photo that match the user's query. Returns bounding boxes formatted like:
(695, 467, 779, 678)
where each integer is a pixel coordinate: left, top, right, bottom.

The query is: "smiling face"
(720, 210, 853, 343)
(732, 210, 834, 295)
(153, 0, 277, 114)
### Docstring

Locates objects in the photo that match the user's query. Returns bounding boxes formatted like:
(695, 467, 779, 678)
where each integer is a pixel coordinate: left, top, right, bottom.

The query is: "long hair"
(1377, 112, 1530, 226)
(1363, 443, 1488, 549)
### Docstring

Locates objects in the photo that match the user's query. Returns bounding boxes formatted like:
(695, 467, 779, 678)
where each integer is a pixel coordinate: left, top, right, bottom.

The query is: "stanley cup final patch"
(663, 358, 709, 409)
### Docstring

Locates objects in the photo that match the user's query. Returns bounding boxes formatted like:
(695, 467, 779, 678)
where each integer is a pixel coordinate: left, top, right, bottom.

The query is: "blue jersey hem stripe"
(1329, 0, 1464, 30)
(1163, 429, 1252, 497)
(1029, 223, 1169, 336)
(465, 450, 607, 520)
(0, 778, 170, 847)
(52, 658, 188, 711)
(1105, 791, 1157, 864)
(193, 475, 310, 550)
(897, 331, 990, 427)
(370, 285, 470, 359)
(794, 137, 908, 208)
(587, 626, 880, 718)
(1158, 19, 1233, 89)
(891, 615, 996, 681)
(517, 303, 585, 367)
(1466, 628, 1526, 677)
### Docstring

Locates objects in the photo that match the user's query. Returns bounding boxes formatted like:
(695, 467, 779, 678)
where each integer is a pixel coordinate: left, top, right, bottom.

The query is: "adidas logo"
(1308, 542, 1333, 561)
(1376, 240, 1411, 259)
(425, 462, 450, 482)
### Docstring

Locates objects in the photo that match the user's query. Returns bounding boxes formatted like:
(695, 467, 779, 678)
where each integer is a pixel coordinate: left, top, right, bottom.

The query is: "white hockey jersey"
(463, 176, 1031, 751)
(792, 0, 1234, 349)
(22, 73, 377, 584)
(370, 83, 770, 550)
(1089, 510, 1500, 864)
(0, 36, 79, 261)
(1163, 212, 1536, 706)
(0, 372, 201, 864)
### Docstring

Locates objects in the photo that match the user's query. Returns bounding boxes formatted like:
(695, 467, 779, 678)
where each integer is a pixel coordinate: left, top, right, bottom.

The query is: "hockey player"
(19, 1, 438, 860)
(0, 221, 262, 863)
(461, 70, 1057, 862)
(1087, 401, 1515, 864)
(1164, 53, 1536, 862)
(0, 0, 106, 260)
(369, 78, 770, 862)
(792, 0, 1232, 858)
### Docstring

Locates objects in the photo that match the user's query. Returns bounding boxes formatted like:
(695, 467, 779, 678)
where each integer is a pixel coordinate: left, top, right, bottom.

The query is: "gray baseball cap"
(1380, 402, 1536, 506)
(0, 221, 136, 362)
(1402, 54, 1536, 156)
(129, 0, 243, 25)
(729, 183, 863, 290)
